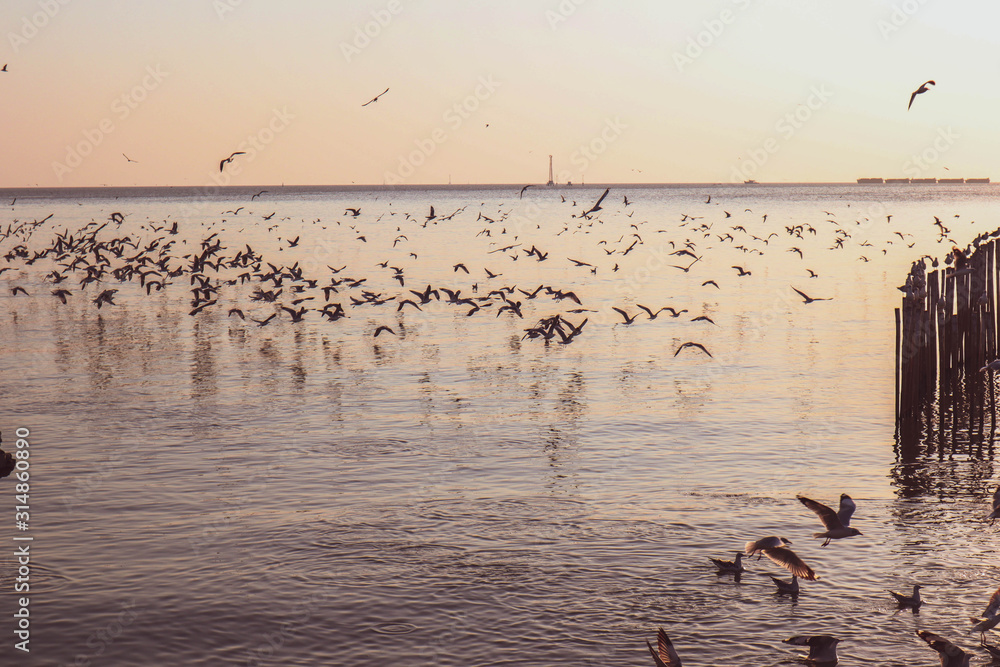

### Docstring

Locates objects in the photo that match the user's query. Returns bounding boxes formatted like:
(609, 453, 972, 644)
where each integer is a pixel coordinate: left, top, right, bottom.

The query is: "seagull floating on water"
(769, 574, 799, 595)
(709, 551, 745, 575)
(889, 584, 922, 609)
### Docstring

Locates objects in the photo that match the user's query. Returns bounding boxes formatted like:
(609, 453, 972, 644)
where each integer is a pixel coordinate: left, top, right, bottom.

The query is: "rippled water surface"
(2, 184, 1000, 665)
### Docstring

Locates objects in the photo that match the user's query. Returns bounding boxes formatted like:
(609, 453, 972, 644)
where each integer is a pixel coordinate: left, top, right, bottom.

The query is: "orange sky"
(2, 1, 1000, 187)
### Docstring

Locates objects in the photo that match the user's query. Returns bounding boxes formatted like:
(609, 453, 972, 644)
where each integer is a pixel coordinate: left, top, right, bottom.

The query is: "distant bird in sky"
(362, 87, 390, 106)
(219, 151, 246, 172)
(1, 64, 7, 72)
(908, 80, 936, 110)
(519, 185, 533, 199)
(251, 190, 268, 200)
(123, 153, 138, 163)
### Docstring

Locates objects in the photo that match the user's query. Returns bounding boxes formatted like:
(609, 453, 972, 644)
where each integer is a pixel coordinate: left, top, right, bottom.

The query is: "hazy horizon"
(3, 1, 999, 188)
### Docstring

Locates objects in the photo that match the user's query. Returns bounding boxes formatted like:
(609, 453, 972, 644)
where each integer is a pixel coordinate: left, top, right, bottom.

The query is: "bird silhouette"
(674, 342, 712, 358)
(908, 80, 936, 110)
(791, 286, 831, 304)
(219, 151, 246, 172)
(362, 87, 390, 106)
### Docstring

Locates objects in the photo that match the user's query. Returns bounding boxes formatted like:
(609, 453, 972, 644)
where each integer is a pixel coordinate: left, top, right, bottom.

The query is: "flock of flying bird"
(646, 489, 1000, 666)
(0, 180, 980, 374)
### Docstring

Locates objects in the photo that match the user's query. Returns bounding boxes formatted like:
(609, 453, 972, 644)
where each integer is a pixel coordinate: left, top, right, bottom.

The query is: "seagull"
(731, 265, 751, 277)
(916, 630, 970, 667)
(970, 613, 1000, 645)
(783, 635, 839, 663)
(519, 184, 533, 199)
(982, 360, 1000, 374)
(989, 487, 1000, 524)
(612, 307, 639, 325)
(647, 628, 682, 667)
(674, 342, 712, 358)
(889, 584, 922, 608)
(745, 537, 818, 580)
(362, 87, 390, 106)
(123, 153, 138, 163)
(373, 325, 396, 338)
(770, 574, 799, 595)
(797, 495, 862, 545)
(908, 80, 936, 110)
(51, 289, 72, 304)
(709, 551, 745, 574)
(1, 64, 6, 72)
(580, 188, 609, 217)
(219, 151, 246, 172)
(791, 286, 831, 304)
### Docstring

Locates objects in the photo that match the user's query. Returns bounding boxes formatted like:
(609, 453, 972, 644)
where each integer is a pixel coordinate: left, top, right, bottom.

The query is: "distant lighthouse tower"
(547, 155, 554, 186)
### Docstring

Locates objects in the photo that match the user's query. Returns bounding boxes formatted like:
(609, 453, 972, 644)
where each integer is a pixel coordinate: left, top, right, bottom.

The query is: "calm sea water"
(1, 183, 999, 665)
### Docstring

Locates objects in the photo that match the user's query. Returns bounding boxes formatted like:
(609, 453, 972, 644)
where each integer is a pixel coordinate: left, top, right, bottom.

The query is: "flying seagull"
(1, 64, 7, 72)
(123, 153, 138, 163)
(674, 342, 712, 358)
(362, 87, 390, 106)
(745, 536, 818, 580)
(908, 80, 936, 110)
(519, 184, 534, 199)
(797, 494, 862, 545)
(219, 151, 246, 172)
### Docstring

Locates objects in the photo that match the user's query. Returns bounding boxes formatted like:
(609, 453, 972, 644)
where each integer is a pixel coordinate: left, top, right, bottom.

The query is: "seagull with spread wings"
(745, 536, 818, 580)
(362, 87, 390, 106)
(797, 494, 862, 546)
(908, 80, 936, 110)
(219, 151, 246, 172)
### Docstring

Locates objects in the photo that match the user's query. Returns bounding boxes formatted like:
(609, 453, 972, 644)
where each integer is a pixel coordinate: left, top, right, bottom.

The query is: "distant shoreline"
(0, 181, 996, 196)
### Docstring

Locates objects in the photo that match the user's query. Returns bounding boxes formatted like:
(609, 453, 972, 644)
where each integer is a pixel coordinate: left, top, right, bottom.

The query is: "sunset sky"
(2, 0, 999, 187)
